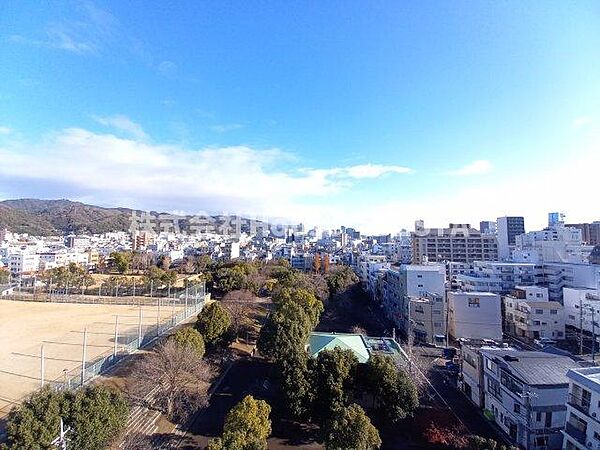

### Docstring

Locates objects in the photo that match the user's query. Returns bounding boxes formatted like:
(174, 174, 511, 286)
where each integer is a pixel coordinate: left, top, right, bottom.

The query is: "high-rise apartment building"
(412, 221, 498, 264)
(497, 216, 525, 260)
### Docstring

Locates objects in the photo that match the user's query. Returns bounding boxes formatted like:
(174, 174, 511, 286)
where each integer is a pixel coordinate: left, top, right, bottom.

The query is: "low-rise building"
(504, 286, 565, 341)
(481, 349, 582, 449)
(448, 291, 502, 341)
(563, 367, 600, 450)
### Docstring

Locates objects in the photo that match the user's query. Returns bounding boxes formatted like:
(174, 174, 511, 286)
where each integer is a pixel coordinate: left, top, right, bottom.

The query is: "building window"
(535, 309, 544, 314)
(468, 297, 480, 308)
(550, 309, 558, 315)
(513, 403, 520, 414)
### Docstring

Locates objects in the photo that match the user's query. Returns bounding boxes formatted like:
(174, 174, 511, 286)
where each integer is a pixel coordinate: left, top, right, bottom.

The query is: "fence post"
(138, 306, 143, 348)
(156, 297, 161, 336)
(113, 315, 119, 358)
(81, 327, 87, 385)
(40, 345, 45, 387)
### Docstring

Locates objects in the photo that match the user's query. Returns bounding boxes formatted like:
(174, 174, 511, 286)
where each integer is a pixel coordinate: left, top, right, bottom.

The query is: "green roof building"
(308, 332, 371, 363)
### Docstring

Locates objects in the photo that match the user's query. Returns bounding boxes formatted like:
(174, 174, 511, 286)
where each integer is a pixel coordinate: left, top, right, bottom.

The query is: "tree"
(221, 290, 255, 340)
(6, 385, 128, 450)
(110, 251, 132, 274)
(323, 404, 381, 450)
(195, 302, 232, 346)
(130, 340, 213, 420)
(272, 288, 323, 330)
(171, 327, 205, 357)
(280, 346, 314, 419)
(158, 255, 172, 271)
(311, 348, 358, 422)
(0, 267, 10, 284)
(215, 266, 248, 292)
(364, 354, 418, 423)
(257, 300, 312, 362)
(208, 395, 272, 450)
(6, 386, 68, 449)
(325, 266, 359, 297)
(68, 385, 129, 450)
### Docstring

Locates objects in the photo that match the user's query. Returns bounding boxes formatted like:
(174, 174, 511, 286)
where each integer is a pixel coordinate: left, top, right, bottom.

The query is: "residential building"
(412, 221, 498, 264)
(455, 261, 539, 295)
(448, 291, 502, 341)
(504, 286, 565, 341)
(563, 367, 600, 450)
(497, 216, 526, 261)
(381, 264, 446, 345)
(8, 252, 40, 275)
(563, 288, 600, 336)
(481, 349, 581, 449)
(480, 220, 498, 235)
(514, 223, 590, 264)
(565, 222, 600, 246)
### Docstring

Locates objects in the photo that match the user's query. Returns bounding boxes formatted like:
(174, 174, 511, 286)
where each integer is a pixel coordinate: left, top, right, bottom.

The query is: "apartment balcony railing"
(568, 393, 591, 415)
(565, 422, 587, 445)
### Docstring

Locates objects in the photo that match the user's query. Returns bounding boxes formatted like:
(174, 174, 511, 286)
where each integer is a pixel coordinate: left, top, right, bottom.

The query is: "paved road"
(412, 345, 504, 442)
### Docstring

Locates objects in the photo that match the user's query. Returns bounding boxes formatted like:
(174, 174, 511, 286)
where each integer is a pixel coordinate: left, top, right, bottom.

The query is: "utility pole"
(138, 306, 143, 347)
(580, 297, 584, 355)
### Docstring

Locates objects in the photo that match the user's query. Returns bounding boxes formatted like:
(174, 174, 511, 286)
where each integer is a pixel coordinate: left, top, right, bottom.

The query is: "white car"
(534, 337, 557, 347)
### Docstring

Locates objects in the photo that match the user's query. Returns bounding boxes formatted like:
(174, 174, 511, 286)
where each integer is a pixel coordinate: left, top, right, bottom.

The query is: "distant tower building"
(548, 212, 565, 228)
(497, 216, 525, 261)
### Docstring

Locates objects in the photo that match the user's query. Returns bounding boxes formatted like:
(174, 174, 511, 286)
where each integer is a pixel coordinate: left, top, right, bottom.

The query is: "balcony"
(568, 393, 591, 415)
(565, 422, 587, 445)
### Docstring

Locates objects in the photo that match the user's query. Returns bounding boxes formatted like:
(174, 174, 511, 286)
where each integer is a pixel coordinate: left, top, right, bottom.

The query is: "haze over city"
(1, 2, 599, 232)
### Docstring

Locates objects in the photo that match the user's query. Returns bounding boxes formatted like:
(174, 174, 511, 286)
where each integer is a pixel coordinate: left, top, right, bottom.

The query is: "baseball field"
(0, 299, 185, 418)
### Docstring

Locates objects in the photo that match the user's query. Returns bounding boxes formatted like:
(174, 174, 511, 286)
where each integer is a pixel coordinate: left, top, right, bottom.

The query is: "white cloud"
(0, 126, 11, 135)
(573, 116, 593, 129)
(0, 128, 410, 219)
(157, 60, 177, 77)
(93, 115, 148, 140)
(450, 160, 493, 176)
(210, 124, 244, 133)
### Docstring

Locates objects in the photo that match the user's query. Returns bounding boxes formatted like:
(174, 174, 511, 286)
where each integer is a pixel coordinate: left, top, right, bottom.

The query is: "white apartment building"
(515, 224, 589, 265)
(543, 263, 600, 302)
(408, 293, 447, 346)
(8, 252, 40, 275)
(563, 288, 600, 336)
(381, 264, 446, 344)
(481, 349, 581, 449)
(504, 286, 565, 342)
(455, 261, 539, 295)
(448, 291, 502, 341)
(412, 221, 498, 264)
(497, 216, 526, 261)
(355, 254, 388, 289)
(563, 367, 600, 450)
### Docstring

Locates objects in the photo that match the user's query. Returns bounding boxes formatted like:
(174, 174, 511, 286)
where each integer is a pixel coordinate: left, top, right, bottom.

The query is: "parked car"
(534, 337, 557, 347)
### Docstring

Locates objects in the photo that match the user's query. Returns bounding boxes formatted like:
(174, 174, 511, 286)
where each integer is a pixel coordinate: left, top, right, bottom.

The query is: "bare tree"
(128, 340, 214, 420)
(221, 289, 255, 341)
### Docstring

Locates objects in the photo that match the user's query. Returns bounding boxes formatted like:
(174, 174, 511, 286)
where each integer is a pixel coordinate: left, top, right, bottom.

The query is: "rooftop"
(481, 349, 582, 386)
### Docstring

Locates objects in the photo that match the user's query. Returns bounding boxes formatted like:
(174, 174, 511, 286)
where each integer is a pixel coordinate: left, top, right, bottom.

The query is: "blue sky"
(1, 1, 599, 232)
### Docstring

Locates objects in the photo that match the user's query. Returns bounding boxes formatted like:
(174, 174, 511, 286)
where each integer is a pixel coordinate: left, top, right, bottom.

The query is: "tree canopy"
(6, 385, 128, 450)
(311, 348, 359, 422)
(171, 327, 205, 357)
(323, 404, 381, 450)
(195, 301, 232, 346)
(364, 354, 419, 423)
(208, 395, 272, 450)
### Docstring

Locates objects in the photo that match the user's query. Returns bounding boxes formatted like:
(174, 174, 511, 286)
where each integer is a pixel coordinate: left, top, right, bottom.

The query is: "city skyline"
(1, 1, 600, 232)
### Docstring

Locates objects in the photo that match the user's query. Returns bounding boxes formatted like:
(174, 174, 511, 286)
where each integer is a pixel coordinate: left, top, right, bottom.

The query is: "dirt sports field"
(0, 299, 183, 418)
